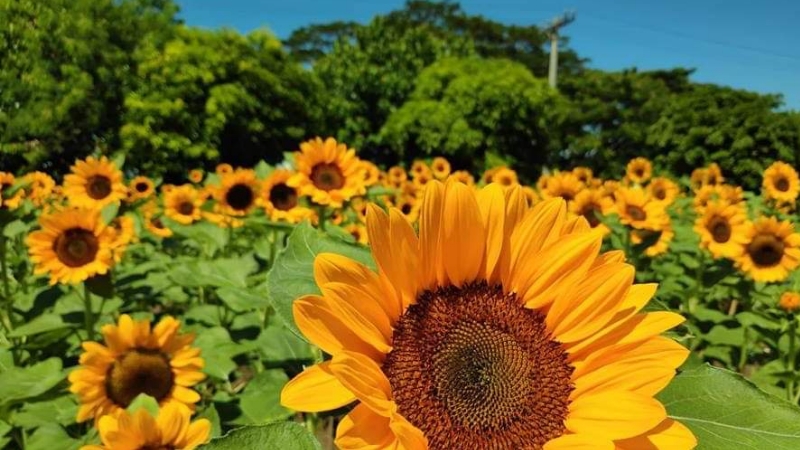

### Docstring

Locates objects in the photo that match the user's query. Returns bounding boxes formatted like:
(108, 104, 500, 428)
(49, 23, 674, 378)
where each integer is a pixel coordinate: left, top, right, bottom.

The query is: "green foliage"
(380, 57, 565, 178)
(200, 422, 321, 450)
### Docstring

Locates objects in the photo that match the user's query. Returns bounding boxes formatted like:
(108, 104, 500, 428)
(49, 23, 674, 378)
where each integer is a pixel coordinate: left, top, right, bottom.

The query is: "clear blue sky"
(177, 0, 800, 110)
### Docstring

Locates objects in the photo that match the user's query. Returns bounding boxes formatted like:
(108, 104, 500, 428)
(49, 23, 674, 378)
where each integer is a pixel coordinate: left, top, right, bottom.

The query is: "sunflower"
(431, 157, 451, 180)
(188, 169, 204, 184)
(109, 215, 136, 263)
(763, 161, 800, 204)
(736, 216, 800, 283)
(536, 173, 552, 193)
(165, 185, 204, 225)
(521, 186, 539, 207)
(216, 163, 234, 175)
(690, 168, 707, 191)
(482, 166, 501, 185)
(542, 172, 584, 203)
(287, 137, 366, 208)
(360, 161, 381, 187)
(615, 187, 668, 231)
(693, 184, 743, 213)
(647, 177, 680, 205)
(626, 158, 652, 184)
(570, 189, 613, 234)
(350, 198, 369, 224)
(394, 195, 420, 223)
(411, 161, 431, 180)
(602, 180, 621, 201)
(0, 172, 25, 210)
(81, 403, 210, 450)
(281, 180, 693, 450)
(388, 166, 408, 185)
(779, 292, 800, 313)
(26, 208, 114, 285)
(215, 169, 261, 216)
(68, 314, 206, 423)
(694, 201, 748, 259)
(632, 226, 674, 258)
(704, 163, 724, 186)
(345, 223, 369, 245)
(491, 167, 519, 187)
(572, 167, 593, 185)
(412, 171, 433, 190)
(63, 156, 127, 210)
(144, 214, 174, 239)
(262, 169, 316, 223)
(24, 171, 56, 206)
(128, 176, 155, 202)
(450, 170, 475, 186)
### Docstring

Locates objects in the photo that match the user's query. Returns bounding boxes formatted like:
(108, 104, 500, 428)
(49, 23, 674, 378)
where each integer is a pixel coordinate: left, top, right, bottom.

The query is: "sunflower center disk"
(269, 183, 298, 211)
(581, 205, 602, 227)
(135, 182, 149, 193)
(748, 234, 785, 267)
(626, 205, 646, 221)
(106, 349, 174, 407)
(225, 184, 255, 211)
(654, 188, 666, 200)
(87, 175, 112, 200)
(709, 218, 732, 243)
(775, 177, 790, 192)
(177, 201, 194, 215)
(54, 228, 99, 267)
(310, 163, 345, 191)
(383, 282, 573, 450)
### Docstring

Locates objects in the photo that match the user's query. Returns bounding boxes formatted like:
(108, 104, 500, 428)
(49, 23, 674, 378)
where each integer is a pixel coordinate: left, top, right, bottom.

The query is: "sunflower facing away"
(762, 161, 800, 204)
(736, 216, 800, 283)
(69, 314, 206, 423)
(262, 169, 316, 223)
(164, 184, 204, 225)
(82, 403, 210, 450)
(288, 137, 366, 208)
(215, 168, 261, 216)
(26, 208, 115, 285)
(63, 156, 127, 210)
(694, 201, 749, 259)
(281, 179, 695, 450)
(626, 157, 652, 184)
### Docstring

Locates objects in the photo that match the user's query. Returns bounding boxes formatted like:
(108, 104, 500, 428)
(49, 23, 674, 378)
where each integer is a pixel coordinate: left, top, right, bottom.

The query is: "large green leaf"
(0, 358, 64, 406)
(660, 365, 800, 449)
(7, 314, 72, 338)
(200, 422, 321, 450)
(238, 369, 292, 423)
(169, 255, 258, 289)
(267, 222, 375, 336)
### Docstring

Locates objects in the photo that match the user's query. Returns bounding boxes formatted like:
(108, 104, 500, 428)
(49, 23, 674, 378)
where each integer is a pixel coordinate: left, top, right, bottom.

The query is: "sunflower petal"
(328, 351, 394, 416)
(566, 391, 666, 440)
(441, 180, 485, 286)
(543, 433, 614, 450)
(281, 362, 357, 412)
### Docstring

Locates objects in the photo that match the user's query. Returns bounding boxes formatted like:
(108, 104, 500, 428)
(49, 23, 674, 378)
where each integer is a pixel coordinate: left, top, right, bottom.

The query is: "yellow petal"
(335, 403, 395, 449)
(321, 281, 393, 341)
(328, 351, 394, 416)
(566, 391, 666, 440)
(614, 418, 697, 450)
(281, 362, 356, 412)
(181, 419, 212, 449)
(572, 362, 676, 398)
(156, 403, 188, 445)
(543, 433, 614, 450)
(477, 184, 506, 280)
(441, 180, 484, 286)
(418, 180, 446, 288)
(573, 336, 689, 380)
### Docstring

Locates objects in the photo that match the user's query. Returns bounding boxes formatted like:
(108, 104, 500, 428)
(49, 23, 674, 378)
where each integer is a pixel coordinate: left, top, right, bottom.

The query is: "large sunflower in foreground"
(68, 314, 206, 423)
(82, 403, 210, 450)
(763, 161, 800, 204)
(262, 169, 316, 223)
(215, 168, 261, 216)
(26, 208, 115, 285)
(736, 216, 800, 283)
(281, 179, 694, 450)
(63, 156, 127, 210)
(694, 201, 749, 259)
(287, 137, 366, 208)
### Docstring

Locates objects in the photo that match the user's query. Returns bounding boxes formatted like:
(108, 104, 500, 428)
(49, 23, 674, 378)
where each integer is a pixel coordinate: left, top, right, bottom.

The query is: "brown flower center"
(225, 183, 255, 211)
(177, 201, 194, 216)
(653, 187, 666, 200)
(87, 175, 112, 200)
(401, 203, 413, 215)
(53, 228, 99, 267)
(135, 181, 150, 193)
(310, 163, 345, 191)
(581, 204, 602, 228)
(106, 349, 174, 407)
(625, 205, 646, 221)
(748, 233, 785, 267)
(775, 177, 790, 192)
(383, 282, 573, 450)
(269, 183, 298, 211)
(708, 216, 731, 243)
(634, 168, 644, 177)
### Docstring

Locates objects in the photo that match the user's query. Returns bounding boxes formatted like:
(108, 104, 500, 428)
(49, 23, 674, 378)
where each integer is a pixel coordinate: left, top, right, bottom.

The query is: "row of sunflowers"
(1, 137, 800, 449)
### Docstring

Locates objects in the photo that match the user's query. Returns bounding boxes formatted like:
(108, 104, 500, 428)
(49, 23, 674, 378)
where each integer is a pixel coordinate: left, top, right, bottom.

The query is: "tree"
(120, 27, 324, 177)
(379, 57, 566, 178)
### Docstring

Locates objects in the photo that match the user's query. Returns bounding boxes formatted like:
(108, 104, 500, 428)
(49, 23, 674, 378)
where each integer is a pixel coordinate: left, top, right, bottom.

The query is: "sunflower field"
(1, 135, 800, 450)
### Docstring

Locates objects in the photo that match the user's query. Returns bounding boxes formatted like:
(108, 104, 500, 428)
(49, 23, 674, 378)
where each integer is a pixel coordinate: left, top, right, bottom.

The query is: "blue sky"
(177, 0, 800, 110)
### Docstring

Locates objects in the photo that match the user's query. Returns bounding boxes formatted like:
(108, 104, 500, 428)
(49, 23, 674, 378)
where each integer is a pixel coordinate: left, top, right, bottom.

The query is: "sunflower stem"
(0, 235, 14, 335)
(316, 206, 327, 232)
(738, 326, 749, 373)
(788, 316, 797, 402)
(83, 283, 95, 341)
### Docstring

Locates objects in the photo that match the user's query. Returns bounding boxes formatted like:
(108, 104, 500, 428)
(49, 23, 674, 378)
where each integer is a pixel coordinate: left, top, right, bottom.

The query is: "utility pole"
(543, 11, 576, 88)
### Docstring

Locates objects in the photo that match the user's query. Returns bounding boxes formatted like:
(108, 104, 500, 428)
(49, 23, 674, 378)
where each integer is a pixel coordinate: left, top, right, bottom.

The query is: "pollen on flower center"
(383, 282, 573, 450)
(53, 228, 99, 267)
(310, 163, 345, 191)
(87, 175, 113, 200)
(106, 349, 174, 407)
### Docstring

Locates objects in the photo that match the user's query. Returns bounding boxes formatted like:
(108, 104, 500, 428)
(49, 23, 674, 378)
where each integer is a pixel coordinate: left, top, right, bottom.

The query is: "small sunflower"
(81, 403, 210, 450)
(24, 171, 56, 206)
(647, 177, 680, 205)
(216, 163, 234, 175)
(542, 171, 584, 203)
(128, 176, 154, 201)
(388, 166, 408, 185)
(145, 214, 174, 239)
(394, 195, 420, 223)
(281, 181, 694, 450)
(482, 166, 501, 185)
(109, 215, 136, 263)
(736, 216, 800, 283)
(571, 167, 593, 184)
(694, 201, 749, 259)
(521, 186, 539, 207)
(165, 185, 203, 225)
(632, 226, 674, 258)
(262, 169, 316, 223)
(345, 223, 369, 245)
(693, 184, 743, 213)
(431, 157, 451, 180)
(63, 156, 127, 210)
(188, 169, 204, 184)
(350, 198, 369, 224)
(68, 314, 206, 423)
(412, 171, 434, 190)
(0, 172, 25, 210)
(690, 168, 707, 191)
(602, 180, 621, 201)
(360, 161, 381, 187)
(536, 173, 552, 193)
(26, 208, 114, 285)
(215, 169, 261, 216)
(570, 189, 613, 234)
(779, 292, 800, 313)
(411, 161, 431, 180)
(626, 158, 652, 184)
(491, 167, 519, 187)
(704, 163, 724, 186)
(287, 137, 366, 208)
(615, 187, 668, 230)
(763, 161, 800, 204)
(451, 170, 475, 186)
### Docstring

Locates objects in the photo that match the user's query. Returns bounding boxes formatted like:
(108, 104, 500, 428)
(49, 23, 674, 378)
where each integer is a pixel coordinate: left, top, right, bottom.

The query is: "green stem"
(789, 316, 798, 402)
(83, 284, 95, 341)
(317, 206, 327, 232)
(738, 326, 750, 373)
(0, 236, 13, 335)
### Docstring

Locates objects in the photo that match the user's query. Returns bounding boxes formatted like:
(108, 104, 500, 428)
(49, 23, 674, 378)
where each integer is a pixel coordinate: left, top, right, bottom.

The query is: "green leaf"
(100, 202, 120, 225)
(267, 222, 375, 336)
(126, 394, 160, 416)
(736, 311, 781, 330)
(169, 221, 229, 256)
(703, 325, 744, 347)
(13, 395, 77, 428)
(8, 314, 71, 338)
(0, 358, 64, 406)
(2, 219, 29, 239)
(110, 151, 126, 171)
(169, 255, 257, 288)
(26, 423, 82, 450)
(198, 404, 223, 438)
(660, 365, 800, 449)
(216, 286, 269, 312)
(192, 327, 247, 379)
(239, 369, 292, 423)
(200, 422, 321, 450)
